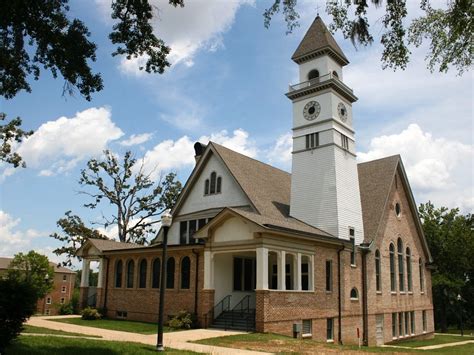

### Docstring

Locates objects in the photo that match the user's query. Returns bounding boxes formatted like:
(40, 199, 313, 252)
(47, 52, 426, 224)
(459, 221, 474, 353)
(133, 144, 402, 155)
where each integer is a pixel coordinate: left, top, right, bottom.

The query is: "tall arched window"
(115, 260, 123, 288)
(397, 238, 404, 292)
(308, 69, 319, 80)
(389, 243, 396, 292)
(350, 288, 359, 300)
(126, 260, 134, 288)
(139, 259, 147, 288)
(375, 250, 381, 292)
(419, 258, 424, 292)
(152, 258, 160, 288)
(204, 179, 210, 195)
(166, 257, 175, 289)
(406, 247, 412, 291)
(180, 257, 191, 289)
(216, 176, 222, 193)
(210, 172, 217, 194)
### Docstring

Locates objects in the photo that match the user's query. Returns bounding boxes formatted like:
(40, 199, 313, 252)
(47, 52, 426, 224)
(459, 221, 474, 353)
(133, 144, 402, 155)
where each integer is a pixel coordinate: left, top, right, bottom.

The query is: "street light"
(157, 209, 172, 352)
(457, 294, 464, 337)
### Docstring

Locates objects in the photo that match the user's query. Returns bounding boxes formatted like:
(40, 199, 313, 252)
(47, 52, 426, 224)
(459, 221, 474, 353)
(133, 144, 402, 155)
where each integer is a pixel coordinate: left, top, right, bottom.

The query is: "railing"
(231, 294, 254, 332)
(204, 295, 231, 328)
(288, 72, 353, 93)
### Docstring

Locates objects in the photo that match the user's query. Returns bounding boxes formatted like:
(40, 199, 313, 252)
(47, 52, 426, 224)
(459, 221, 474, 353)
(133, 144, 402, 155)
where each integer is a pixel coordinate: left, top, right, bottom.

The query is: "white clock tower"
(287, 16, 364, 245)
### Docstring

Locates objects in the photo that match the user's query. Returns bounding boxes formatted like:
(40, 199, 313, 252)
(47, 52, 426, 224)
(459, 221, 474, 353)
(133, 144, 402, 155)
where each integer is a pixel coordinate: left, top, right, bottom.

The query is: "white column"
(256, 247, 269, 290)
(296, 253, 302, 291)
(204, 250, 214, 289)
(278, 251, 286, 290)
(97, 258, 105, 288)
(81, 259, 90, 287)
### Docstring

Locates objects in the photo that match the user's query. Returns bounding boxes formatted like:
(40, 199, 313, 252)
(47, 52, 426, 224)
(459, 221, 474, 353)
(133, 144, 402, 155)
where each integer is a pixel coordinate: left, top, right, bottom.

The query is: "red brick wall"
(39, 272, 76, 315)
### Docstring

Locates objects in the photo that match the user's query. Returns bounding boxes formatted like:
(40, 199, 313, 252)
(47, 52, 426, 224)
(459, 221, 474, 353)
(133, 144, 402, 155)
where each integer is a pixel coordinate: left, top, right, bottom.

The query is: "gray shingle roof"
(87, 239, 142, 252)
(292, 16, 349, 65)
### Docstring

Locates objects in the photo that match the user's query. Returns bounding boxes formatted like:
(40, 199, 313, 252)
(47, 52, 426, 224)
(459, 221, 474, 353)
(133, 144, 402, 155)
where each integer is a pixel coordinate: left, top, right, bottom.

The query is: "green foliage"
(77, 150, 182, 244)
(70, 288, 80, 314)
(0, 113, 33, 168)
(265, 0, 473, 75)
(168, 311, 195, 330)
(81, 307, 102, 320)
(58, 302, 74, 315)
(419, 202, 474, 331)
(7, 251, 54, 300)
(0, 277, 38, 354)
(50, 212, 108, 267)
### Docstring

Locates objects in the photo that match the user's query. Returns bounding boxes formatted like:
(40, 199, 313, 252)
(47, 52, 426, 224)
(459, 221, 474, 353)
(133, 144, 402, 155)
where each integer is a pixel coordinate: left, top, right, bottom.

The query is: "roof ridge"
(357, 154, 400, 166)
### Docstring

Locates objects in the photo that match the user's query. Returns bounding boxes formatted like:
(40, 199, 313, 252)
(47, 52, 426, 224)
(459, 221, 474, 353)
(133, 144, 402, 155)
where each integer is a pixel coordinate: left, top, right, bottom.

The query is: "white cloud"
(1, 107, 124, 180)
(0, 210, 43, 257)
(120, 133, 153, 147)
(105, 0, 254, 75)
(267, 132, 292, 169)
(200, 129, 258, 158)
(358, 124, 474, 212)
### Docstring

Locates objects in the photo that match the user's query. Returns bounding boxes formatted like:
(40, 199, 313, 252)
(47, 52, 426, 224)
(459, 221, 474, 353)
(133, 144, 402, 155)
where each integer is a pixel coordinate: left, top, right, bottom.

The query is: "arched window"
(332, 70, 339, 78)
(166, 257, 175, 289)
(389, 243, 396, 292)
(126, 260, 134, 288)
(216, 176, 222, 193)
(419, 258, 424, 292)
(152, 258, 160, 288)
(115, 260, 123, 288)
(375, 250, 381, 292)
(210, 172, 217, 194)
(204, 179, 210, 195)
(139, 259, 147, 288)
(397, 238, 404, 292)
(308, 69, 319, 81)
(350, 288, 359, 300)
(406, 247, 412, 291)
(395, 202, 401, 217)
(180, 257, 191, 289)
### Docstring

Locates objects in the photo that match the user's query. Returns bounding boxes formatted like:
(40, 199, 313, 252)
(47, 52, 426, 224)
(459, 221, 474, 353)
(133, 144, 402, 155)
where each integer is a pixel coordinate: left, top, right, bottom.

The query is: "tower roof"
(292, 16, 349, 65)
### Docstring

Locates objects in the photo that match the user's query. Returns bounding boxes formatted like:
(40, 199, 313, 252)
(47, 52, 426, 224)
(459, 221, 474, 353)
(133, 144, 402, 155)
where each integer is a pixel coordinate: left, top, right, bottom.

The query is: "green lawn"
(196, 332, 474, 354)
(22, 325, 102, 338)
(438, 329, 474, 336)
(49, 317, 174, 334)
(6, 335, 199, 355)
(397, 334, 474, 348)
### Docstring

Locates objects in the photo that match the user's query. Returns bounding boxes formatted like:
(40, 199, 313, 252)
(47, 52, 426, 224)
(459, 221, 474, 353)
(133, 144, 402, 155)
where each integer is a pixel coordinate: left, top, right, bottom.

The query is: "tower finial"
(316, 4, 321, 16)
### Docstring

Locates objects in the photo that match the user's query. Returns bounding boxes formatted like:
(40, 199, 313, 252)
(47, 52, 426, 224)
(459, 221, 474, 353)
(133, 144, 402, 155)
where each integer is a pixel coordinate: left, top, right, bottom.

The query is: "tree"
(419, 202, 474, 332)
(7, 251, 54, 300)
(0, 0, 184, 168)
(50, 211, 108, 267)
(51, 150, 182, 264)
(264, 0, 473, 75)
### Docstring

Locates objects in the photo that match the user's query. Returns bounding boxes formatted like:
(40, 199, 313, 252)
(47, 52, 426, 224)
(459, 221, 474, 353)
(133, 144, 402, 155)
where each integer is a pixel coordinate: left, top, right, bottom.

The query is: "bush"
(59, 302, 74, 315)
(81, 307, 101, 320)
(70, 289, 80, 314)
(168, 311, 195, 330)
(0, 278, 38, 354)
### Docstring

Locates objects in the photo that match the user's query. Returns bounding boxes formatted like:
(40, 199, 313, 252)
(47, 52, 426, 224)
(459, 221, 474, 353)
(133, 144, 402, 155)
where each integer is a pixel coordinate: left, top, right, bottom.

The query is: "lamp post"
(157, 209, 172, 352)
(44, 273, 50, 314)
(457, 294, 464, 337)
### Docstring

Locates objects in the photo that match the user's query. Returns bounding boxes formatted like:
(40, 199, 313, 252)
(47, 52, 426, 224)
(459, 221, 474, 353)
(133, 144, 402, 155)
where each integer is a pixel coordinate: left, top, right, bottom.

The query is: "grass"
(22, 325, 102, 338)
(6, 335, 200, 354)
(397, 334, 474, 348)
(195, 332, 474, 354)
(49, 317, 174, 334)
(437, 329, 474, 336)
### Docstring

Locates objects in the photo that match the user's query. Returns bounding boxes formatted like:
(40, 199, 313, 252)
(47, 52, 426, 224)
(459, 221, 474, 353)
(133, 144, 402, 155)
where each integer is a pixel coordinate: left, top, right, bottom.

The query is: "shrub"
(59, 302, 74, 315)
(81, 307, 102, 320)
(168, 311, 195, 330)
(70, 289, 80, 314)
(0, 278, 38, 354)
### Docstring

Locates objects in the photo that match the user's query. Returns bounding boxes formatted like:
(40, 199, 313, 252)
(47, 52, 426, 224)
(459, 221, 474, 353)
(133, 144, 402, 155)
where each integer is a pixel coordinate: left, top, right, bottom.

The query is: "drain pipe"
(192, 249, 200, 316)
(102, 256, 110, 314)
(337, 244, 344, 345)
(359, 241, 372, 347)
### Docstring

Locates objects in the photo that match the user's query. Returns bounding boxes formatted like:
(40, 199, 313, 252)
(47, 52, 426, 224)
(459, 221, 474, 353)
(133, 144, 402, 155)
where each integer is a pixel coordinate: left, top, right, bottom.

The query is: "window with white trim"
(325, 260, 332, 292)
(392, 313, 397, 338)
(419, 258, 425, 292)
(60, 298, 65, 304)
(62, 275, 67, 282)
(375, 249, 381, 292)
(180, 218, 208, 244)
(204, 172, 222, 195)
(410, 311, 415, 334)
(422, 310, 427, 332)
(305, 132, 319, 149)
(349, 228, 355, 266)
(61, 286, 66, 293)
(302, 319, 312, 336)
(406, 247, 412, 291)
(398, 312, 404, 336)
(326, 318, 334, 341)
(46, 297, 52, 305)
(398, 238, 405, 292)
(341, 133, 349, 150)
(350, 288, 359, 300)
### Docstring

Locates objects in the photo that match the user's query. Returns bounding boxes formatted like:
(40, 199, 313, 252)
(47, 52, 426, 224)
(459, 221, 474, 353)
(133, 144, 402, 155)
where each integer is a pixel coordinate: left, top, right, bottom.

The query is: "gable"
(177, 151, 252, 216)
(213, 216, 255, 243)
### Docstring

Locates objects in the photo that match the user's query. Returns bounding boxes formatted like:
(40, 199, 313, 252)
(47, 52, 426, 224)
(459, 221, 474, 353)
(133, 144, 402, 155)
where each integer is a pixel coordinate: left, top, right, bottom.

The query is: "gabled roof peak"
(292, 16, 349, 65)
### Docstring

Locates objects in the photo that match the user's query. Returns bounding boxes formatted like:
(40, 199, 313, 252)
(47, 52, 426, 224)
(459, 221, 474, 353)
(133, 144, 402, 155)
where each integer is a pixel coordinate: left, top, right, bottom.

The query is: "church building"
(77, 16, 434, 346)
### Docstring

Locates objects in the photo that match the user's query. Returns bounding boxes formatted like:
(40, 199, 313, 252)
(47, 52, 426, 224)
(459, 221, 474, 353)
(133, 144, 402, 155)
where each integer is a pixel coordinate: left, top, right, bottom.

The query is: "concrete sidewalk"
(27, 315, 270, 355)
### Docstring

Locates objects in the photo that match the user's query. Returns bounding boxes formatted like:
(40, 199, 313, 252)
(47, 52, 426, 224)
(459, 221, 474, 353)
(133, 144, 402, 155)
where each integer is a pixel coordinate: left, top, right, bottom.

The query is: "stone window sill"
(376, 291, 382, 295)
(391, 291, 397, 295)
(351, 264, 357, 268)
(408, 291, 413, 295)
(302, 334, 312, 339)
(326, 339, 334, 343)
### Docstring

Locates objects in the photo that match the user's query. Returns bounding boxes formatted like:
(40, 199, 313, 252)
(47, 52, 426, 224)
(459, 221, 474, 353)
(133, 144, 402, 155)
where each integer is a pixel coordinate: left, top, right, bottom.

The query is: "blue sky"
(0, 0, 472, 267)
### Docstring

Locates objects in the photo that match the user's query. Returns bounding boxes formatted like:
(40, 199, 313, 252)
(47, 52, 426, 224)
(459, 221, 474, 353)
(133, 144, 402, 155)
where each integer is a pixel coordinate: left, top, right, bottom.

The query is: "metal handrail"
(288, 72, 353, 93)
(205, 295, 231, 328)
(231, 295, 252, 329)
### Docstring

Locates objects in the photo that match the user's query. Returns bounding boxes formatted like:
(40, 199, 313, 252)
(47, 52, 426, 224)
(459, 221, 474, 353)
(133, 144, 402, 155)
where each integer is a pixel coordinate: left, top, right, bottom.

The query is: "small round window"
(395, 203, 401, 217)
(332, 70, 339, 78)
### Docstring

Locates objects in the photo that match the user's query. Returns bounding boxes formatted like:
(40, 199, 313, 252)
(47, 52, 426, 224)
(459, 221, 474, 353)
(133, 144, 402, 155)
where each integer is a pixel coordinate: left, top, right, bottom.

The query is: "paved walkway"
(27, 315, 270, 355)
(382, 339, 474, 350)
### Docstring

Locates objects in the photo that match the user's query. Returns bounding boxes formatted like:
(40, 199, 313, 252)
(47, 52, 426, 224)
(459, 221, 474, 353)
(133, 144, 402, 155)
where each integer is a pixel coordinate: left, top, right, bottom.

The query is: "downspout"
(337, 244, 345, 345)
(359, 241, 372, 347)
(103, 256, 110, 314)
(192, 249, 200, 316)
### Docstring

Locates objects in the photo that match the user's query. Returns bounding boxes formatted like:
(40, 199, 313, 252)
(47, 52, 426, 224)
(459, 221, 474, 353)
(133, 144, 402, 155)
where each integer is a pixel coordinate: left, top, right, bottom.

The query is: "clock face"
(338, 102, 348, 122)
(303, 101, 321, 121)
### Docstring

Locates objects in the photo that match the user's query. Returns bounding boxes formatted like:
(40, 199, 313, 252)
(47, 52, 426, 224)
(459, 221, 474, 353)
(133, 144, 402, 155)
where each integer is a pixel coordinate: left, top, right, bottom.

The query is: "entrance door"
(375, 314, 384, 346)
